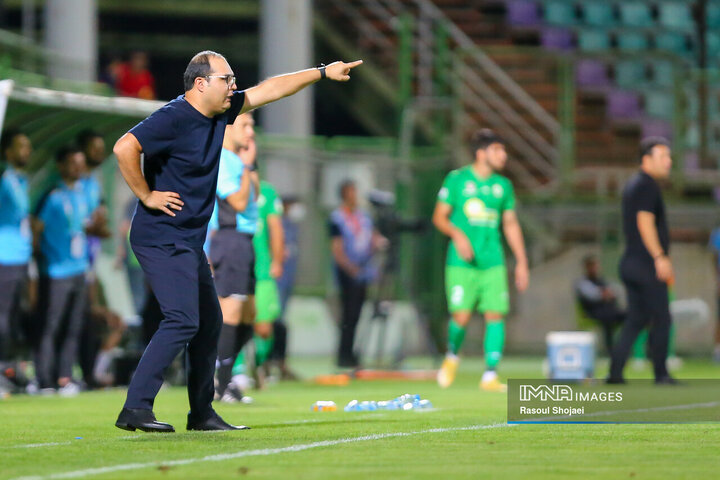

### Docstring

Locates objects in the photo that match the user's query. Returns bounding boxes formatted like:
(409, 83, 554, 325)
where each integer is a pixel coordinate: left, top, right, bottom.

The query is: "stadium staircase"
(316, 0, 563, 193)
(316, 0, 720, 196)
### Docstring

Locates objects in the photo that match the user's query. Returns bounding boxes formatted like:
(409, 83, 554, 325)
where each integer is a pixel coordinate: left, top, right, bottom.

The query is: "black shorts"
(210, 229, 256, 298)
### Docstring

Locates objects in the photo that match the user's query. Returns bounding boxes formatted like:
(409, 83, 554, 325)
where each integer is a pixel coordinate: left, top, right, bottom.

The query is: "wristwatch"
(316, 63, 326, 80)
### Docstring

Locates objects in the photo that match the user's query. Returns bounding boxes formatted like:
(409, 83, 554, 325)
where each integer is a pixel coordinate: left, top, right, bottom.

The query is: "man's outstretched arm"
(240, 60, 362, 114)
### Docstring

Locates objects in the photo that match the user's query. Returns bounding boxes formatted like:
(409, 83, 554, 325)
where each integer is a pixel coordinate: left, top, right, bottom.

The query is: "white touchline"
(10, 423, 509, 480)
(8, 442, 73, 449)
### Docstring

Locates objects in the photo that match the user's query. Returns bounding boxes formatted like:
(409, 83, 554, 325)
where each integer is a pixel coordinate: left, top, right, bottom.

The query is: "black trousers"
(35, 274, 87, 388)
(337, 269, 367, 366)
(609, 256, 671, 380)
(0, 264, 26, 361)
(124, 242, 221, 422)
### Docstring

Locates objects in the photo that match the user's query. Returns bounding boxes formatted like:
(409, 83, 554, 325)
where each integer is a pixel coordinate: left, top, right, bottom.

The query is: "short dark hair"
(470, 128, 504, 153)
(76, 129, 102, 150)
(183, 50, 226, 91)
(338, 179, 355, 200)
(55, 145, 83, 164)
(582, 254, 598, 267)
(639, 136, 670, 161)
(1, 128, 25, 157)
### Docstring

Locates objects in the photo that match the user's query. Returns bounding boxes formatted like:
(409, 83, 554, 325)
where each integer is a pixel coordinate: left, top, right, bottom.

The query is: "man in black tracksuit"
(608, 137, 676, 385)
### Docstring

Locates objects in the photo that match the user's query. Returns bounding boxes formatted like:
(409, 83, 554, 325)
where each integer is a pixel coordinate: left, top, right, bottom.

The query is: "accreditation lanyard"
(60, 185, 87, 259)
(3, 168, 29, 217)
(4, 168, 30, 239)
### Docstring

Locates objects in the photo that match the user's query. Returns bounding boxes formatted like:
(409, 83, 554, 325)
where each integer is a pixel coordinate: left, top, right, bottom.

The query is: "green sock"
(447, 319, 466, 355)
(254, 334, 274, 367)
(484, 320, 505, 370)
(632, 329, 649, 359)
(231, 350, 246, 377)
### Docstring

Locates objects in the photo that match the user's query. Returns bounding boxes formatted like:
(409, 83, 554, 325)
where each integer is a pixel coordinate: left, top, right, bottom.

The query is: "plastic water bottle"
(377, 400, 399, 410)
(416, 399, 433, 409)
(344, 400, 360, 412)
(311, 401, 337, 412)
(359, 401, 378, 411)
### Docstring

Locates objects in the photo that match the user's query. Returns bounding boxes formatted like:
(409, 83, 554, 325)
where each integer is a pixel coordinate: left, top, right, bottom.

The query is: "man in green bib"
(231, 179, 284, 388)
(432, 129, 529, 392)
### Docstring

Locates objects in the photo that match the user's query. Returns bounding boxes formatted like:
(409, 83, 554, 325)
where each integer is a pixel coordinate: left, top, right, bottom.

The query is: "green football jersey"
(253, 181, 284, 281)
(436, 166, 515, 270)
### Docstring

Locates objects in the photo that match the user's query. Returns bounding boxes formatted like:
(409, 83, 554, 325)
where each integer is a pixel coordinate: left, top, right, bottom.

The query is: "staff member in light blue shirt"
(209, 112, 259, 403)
(32, 146, 95, 394)
(0, 129, 32, 362)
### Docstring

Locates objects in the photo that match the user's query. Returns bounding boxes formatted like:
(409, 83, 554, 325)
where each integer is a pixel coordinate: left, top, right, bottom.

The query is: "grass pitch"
(3, 356, 719, 480)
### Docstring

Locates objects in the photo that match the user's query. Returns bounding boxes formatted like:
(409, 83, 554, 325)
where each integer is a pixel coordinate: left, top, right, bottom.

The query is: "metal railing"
(321, 0, 562, 192)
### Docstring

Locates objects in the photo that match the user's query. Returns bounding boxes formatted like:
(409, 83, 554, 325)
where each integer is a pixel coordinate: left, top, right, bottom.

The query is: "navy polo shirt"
(128, 90, 246, 247)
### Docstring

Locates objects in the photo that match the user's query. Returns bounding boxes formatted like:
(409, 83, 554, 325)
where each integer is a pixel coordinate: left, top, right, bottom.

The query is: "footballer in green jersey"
(432, 129, 529, 392)
(231, 180, 285, 388)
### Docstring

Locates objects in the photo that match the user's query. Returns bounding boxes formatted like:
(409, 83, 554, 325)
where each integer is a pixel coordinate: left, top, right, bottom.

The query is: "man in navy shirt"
(0, 129, 32, 363)
(608, 137, 676, 385)
(113, 50, 362, 432)
(33, 146, 97, 395)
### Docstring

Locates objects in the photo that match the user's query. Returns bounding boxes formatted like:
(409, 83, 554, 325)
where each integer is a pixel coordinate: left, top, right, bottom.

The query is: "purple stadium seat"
(575, 59, 609, 88)
(641, 119, 673, 140)
(684, 152, 699, 172)
(541, 28, 574, 50)
(607, 89, 641, 119)
(507, 0, 540, 26)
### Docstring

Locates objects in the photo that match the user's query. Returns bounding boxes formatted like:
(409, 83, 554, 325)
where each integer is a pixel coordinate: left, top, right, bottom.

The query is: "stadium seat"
(708, 3, 720, 28)
(616, 31, 649, 52)
(707, 32, 720, 59)
(541, 27, 574, 50)
(607, 89, 641, 119)
(577, 28, 610, 51)
(654, 31, 692, 57)
(618, 2, 654, 28)
(507, 0, 540, 26)
(644, 90, 674, 120)
(658, 2, 695, 32)
(544, 0, 576, 26)
(649, 60, 676, 88)
(580, 1, 615, 27)
(575, 59, 610, 88)
(641, 118, 673, 140)
(614, 60, 647, 89)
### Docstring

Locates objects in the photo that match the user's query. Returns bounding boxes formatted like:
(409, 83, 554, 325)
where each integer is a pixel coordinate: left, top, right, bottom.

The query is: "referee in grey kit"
(114, 51, 362, 432)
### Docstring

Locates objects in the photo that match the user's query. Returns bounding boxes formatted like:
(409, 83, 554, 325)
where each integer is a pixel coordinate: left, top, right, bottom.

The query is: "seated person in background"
(574, 254, 625, 353)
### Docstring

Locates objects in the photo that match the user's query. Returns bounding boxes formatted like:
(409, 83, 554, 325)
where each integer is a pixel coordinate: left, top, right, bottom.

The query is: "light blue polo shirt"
(215, 148, 258, 234)
(0, 166, 31, 265)
(79, 173, 101, 213)
(36, 181, 91, 278)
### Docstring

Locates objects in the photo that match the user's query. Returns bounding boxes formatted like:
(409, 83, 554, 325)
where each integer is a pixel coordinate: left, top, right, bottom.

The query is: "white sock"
(481, 370, 498, 382)
(93, 351, 114, 380)
(446, 352, 459, 361)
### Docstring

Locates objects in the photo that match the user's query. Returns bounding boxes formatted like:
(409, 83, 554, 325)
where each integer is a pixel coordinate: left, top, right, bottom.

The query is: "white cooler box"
(546, 331, 595, 380)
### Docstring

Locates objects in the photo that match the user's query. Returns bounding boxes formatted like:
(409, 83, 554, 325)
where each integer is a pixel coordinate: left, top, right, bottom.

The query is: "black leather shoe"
(115, 408, 175, 433)
(655, 376, 681, 385)
(187, 412, 250, 431)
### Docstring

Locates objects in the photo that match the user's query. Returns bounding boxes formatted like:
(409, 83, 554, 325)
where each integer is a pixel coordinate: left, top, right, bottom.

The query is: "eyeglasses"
(205, 74, 236, 87)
